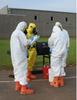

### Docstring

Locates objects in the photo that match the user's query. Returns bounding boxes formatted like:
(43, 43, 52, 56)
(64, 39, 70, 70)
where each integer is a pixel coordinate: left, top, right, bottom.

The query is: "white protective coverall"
(48, 23, 70, 82)
(10, 21, 29, 85)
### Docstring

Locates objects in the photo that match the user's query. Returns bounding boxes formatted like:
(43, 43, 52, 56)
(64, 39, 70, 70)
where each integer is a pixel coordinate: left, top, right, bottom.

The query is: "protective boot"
(27, 70, 37, 80)
(59, 76, 64, 86)
(50, 77, 60, 87)
(15, 81, 21, 92)
(20, 85, 34, 95)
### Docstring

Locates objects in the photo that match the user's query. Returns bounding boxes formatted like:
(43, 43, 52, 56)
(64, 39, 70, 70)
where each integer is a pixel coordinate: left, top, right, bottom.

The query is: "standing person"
(26, 23, 40, 80)
(10, 21, 35, 94)
(48, 22, 70, 87)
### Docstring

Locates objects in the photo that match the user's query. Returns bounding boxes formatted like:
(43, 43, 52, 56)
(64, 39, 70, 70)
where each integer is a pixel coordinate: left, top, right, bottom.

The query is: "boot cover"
(20, 85, 34, 95)
(50, 77, 60, 87)
(15, 81, 21, 91)
(59, 76, 64, 86)
(50, 76, 64, 87)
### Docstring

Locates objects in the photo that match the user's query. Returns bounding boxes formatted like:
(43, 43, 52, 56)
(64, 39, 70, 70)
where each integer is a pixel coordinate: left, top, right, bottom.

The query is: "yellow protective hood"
(27, 23, 36, 38)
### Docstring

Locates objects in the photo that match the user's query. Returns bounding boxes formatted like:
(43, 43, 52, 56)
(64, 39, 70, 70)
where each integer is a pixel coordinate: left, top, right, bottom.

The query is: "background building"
(0, 6, 76, 38)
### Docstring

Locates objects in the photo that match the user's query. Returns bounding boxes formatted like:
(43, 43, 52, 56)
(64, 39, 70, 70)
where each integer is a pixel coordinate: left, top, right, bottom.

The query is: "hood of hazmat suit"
(55, 22, 63, 31)
(27, 23, 37, 39)
(16, 21, 27, 32)
(52, 25, 61, 33)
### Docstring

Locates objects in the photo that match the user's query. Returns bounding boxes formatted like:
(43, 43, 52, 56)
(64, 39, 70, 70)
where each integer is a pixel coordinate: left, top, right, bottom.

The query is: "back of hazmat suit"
(48, 22, 70, 87)
(10, 21, 38, 94)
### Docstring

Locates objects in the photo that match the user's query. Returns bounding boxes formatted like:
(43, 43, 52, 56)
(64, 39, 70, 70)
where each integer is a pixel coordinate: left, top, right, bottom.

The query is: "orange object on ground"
(15, 81, 21, 92)
(42, 65, 50, 79)
(20, 85, 34, 95)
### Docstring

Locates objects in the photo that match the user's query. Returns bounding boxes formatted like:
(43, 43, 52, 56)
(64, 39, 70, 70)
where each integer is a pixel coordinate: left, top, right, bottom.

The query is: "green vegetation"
(0, 37, 76, 70)
(0, 39, 11, 70)
(67, 38, 76, 65)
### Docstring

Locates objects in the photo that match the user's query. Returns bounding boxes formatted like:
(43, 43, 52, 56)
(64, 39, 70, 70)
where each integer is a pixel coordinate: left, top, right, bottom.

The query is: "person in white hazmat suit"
(10, 21, 39, 94)
(48, 22, 70, 87)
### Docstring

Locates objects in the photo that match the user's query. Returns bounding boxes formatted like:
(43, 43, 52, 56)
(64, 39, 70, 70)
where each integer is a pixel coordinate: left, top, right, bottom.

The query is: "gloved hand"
(33, 35, 40, 41)
(28, 35, 40, 45)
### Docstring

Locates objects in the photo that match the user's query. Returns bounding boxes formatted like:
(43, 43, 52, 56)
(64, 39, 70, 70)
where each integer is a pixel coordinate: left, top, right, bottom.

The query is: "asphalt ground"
(0, 66, 76, 100)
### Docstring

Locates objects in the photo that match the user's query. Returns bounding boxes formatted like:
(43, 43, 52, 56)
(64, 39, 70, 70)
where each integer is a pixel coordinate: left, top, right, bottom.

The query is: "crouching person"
(48, 22, 70, 87)
(10, 21, 35, 94)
